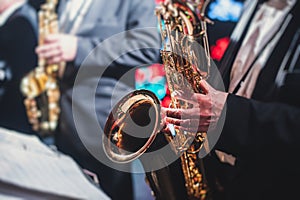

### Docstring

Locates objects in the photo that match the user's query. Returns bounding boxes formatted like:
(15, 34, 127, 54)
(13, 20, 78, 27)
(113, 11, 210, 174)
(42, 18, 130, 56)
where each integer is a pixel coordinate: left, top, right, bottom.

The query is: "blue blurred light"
(136, 81, 166, 100)
(208, 0, 243, 22)
(135, 72, 166, 100)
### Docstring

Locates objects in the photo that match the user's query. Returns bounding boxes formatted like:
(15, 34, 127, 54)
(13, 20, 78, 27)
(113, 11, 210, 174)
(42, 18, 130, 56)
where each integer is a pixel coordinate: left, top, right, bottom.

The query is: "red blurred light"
(155, 0, 165, 3)
(161, 96, 171, 108)
(210, 37, 230, 61)
(135, 68, 146, 83)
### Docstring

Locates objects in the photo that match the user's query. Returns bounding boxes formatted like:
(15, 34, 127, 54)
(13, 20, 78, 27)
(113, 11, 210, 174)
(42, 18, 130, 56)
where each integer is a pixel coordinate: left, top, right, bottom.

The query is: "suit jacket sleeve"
(0, 17, 37, 79)
(215, 94, 300, 159)
(73, 0, 160, 69)
(0, 17, 36, 54)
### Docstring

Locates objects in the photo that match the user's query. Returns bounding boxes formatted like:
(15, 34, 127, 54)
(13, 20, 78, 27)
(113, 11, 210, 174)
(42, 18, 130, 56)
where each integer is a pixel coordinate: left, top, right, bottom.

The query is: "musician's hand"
(36, 34, 78, 64)
(163, 80, 228, 133)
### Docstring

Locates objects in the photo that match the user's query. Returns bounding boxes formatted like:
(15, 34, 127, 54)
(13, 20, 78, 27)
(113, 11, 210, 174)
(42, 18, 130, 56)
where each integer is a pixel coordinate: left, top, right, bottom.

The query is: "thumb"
(199, 80, 210, 94)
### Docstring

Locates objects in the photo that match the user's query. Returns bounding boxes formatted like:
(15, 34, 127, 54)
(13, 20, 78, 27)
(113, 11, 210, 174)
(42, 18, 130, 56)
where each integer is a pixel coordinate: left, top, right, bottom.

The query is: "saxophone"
(20, 0, 62, 137)
(103, 0, 212, 199)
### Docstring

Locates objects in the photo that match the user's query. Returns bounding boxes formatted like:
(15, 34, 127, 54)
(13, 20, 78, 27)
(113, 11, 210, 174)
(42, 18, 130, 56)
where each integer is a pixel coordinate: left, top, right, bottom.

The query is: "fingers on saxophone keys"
(166, 109, 182, 119)
(173, 124, 209, 133)
(36, 43, 55, 53)
(36, 43, 61, 59)
(165, 117, 188, 126)
(44, 34, 60, 42)
(161, 124, 171, 135)
(165, 117, 212, 132)
(165, 108, 201, 120)
(48, 55, 63, 64)
(172, 90, 197, 104)
(171, 121, 210, 132)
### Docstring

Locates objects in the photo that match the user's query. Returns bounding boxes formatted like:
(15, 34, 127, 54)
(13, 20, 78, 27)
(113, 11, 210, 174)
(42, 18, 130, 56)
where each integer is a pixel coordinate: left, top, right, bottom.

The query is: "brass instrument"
(20, 0, 61, 136)
(103, 0, 212, 199)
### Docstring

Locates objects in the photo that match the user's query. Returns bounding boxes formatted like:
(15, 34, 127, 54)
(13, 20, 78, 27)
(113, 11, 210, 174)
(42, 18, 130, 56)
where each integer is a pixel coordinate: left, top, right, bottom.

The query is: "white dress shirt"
(59, 0, 92, 34)
(229, 0, 296, 96)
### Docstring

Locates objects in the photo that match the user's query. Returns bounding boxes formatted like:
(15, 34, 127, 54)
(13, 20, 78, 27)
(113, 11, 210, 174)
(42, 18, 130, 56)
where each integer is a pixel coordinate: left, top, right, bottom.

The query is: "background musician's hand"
(36, 34, 78, 64)
(163, 80, 228, 133)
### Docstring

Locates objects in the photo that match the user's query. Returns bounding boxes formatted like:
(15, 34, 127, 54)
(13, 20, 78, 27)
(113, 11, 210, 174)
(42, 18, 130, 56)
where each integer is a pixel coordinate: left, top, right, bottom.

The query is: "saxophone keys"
(40, 122, 50, 131)
(48, 121, 58, 131)
(48, 102, 57, 109)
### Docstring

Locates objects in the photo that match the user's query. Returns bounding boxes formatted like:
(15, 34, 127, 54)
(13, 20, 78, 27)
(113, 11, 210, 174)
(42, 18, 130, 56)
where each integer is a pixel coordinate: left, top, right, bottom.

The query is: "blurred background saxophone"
(20, 0, 61, 137)
(103, 0, 212, 199)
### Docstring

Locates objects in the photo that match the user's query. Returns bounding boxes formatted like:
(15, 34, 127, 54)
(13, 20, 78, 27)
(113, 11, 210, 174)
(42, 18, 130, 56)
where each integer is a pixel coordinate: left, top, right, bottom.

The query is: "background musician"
(35, 0, 161, 199)
(0, 0, 37, 134)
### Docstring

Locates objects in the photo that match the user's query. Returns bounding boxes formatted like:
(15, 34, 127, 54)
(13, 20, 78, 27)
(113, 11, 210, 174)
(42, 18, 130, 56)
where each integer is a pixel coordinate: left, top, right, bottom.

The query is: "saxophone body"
(20, 0, 61, 136)
(103, 0, 212, 199)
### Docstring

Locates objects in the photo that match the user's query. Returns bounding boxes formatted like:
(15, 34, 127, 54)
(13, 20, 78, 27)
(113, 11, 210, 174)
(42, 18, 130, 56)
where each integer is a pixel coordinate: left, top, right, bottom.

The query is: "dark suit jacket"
(0, 4, 38, 134)
(205, 0, 300, 199)
(54, 1, 161, 199)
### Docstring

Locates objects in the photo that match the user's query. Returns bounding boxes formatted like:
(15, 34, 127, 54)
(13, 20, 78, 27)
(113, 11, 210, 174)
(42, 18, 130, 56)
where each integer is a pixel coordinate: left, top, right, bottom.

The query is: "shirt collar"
(0, 0, 26, 27)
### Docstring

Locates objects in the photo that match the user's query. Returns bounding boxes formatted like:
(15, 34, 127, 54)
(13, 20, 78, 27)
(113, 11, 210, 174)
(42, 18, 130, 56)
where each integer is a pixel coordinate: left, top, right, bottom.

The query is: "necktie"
(229, 23, 261, 93)
(59, 0, 85, 34)
(59, 0, 92, 35)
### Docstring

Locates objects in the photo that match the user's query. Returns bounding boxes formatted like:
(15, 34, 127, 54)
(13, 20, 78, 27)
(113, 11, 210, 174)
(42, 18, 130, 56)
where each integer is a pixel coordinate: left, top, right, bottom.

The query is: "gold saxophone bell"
(103, 89, 161, 163)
